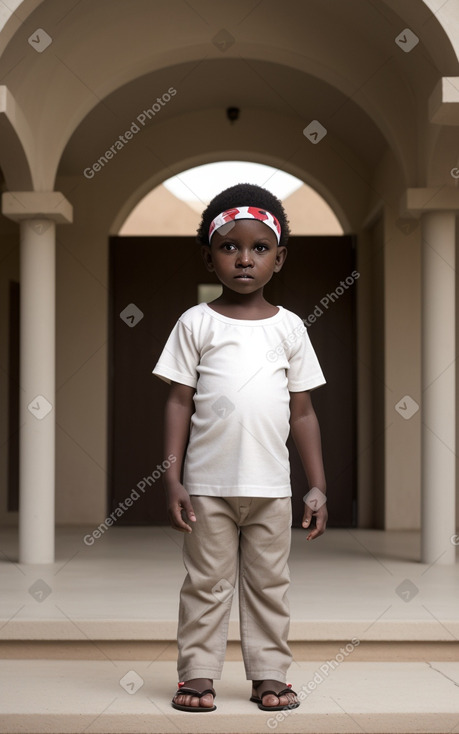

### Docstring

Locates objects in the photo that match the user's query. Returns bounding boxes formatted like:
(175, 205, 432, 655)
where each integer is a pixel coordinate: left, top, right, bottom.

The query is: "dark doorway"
(109, 235, 357, 527)
(7, 280, 20, 512)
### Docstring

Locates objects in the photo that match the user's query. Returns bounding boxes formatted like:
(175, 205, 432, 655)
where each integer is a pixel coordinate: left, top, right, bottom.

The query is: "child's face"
(202, 219, 287, 295)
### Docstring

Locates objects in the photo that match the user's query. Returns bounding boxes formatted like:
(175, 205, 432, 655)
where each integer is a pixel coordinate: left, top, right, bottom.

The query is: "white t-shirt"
(152, 303, 326, 497)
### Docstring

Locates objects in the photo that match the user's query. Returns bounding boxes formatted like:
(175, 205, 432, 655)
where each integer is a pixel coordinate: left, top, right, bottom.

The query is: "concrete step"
(1, 659, 459, 734)
(2, 617, 459, 641)
(1, 639, 459, 662)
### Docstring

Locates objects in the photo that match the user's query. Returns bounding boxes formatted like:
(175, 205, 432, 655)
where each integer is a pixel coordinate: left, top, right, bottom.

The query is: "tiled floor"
(0, 526, 458, 641)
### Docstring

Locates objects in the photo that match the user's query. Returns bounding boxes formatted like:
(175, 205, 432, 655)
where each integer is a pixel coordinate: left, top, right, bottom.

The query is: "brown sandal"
(250, 681, 299, 711)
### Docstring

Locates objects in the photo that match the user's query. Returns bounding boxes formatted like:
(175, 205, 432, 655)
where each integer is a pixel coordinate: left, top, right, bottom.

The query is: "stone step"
(2, 617, 459, 641)
(1, 639, 459, 662)
(1, 659, 459, 734)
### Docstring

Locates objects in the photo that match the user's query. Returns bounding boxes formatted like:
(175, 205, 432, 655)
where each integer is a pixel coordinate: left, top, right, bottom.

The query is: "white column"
(19, 220, 56, 563)
(2, 192, 72, 564)
(421, 211, 456, 564)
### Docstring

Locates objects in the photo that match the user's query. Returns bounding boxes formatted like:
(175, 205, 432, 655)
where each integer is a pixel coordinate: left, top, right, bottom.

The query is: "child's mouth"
(235, 274, 254, 279)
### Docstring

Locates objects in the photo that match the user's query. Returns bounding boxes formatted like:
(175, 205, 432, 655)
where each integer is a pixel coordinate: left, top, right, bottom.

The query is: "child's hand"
(302, 501, 327, 541)
(165, 481, 197, 533)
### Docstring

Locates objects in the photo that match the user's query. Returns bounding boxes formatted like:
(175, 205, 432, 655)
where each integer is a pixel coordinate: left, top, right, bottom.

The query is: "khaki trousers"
(177, 496, 293, 681)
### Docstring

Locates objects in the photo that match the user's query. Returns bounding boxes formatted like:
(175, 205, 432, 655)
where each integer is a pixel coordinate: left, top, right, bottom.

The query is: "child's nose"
(237, 250, 253, 266)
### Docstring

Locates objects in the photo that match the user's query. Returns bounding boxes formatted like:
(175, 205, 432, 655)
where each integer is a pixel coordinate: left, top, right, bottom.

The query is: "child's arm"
(289, 390, 327, 541)
(163, 381, 197, 533)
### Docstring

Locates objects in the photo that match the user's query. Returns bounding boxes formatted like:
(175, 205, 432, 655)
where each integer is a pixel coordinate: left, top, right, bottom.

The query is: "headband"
(208, 206, 281, 244)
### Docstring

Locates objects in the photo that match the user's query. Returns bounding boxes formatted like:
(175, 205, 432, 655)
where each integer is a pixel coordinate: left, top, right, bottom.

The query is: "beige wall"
(383, 208, 422, 530)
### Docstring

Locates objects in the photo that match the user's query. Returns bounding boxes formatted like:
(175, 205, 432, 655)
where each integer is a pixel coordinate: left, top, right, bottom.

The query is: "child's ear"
(201, 245, 214, 272)
(273, 246, 288, 273)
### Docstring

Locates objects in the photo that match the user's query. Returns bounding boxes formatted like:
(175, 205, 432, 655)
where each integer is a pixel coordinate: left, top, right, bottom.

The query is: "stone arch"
(0, 0, 457, 192)
(110, 152, 352, 236)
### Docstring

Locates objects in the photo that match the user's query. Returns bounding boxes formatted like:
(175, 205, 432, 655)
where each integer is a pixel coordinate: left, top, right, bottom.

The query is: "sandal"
(171, 682, 217, 712)
(250, 681, 299, 711)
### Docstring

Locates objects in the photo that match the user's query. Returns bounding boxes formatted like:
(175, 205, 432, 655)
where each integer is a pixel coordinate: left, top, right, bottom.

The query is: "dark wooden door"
(264, 236, 357, 528)
(109, 236, 356, 527)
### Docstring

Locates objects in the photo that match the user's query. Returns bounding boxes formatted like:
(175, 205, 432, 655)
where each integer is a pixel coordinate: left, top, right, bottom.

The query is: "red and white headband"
(208, 206, 281, 244)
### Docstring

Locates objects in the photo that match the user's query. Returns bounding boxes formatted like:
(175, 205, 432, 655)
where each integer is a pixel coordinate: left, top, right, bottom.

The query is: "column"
(2, 192, 72, 564)
(421, 211, 456, 564)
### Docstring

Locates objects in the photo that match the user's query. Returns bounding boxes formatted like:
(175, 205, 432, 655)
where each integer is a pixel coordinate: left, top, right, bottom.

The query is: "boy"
(153, 183, 327, 712)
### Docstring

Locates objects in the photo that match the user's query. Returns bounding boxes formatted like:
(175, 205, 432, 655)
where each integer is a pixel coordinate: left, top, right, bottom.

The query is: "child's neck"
(207, 289, 278, 320)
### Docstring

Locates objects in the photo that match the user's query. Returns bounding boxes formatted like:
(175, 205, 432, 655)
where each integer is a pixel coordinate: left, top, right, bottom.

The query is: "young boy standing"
(153, 183, 327, 712)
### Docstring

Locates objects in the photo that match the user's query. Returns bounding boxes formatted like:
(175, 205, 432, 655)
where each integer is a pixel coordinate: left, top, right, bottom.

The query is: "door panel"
(109, 236, 356, 526)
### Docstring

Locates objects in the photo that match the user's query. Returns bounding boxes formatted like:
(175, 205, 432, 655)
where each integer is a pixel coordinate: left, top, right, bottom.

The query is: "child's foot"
(172, 678, 215, 710)
(251, 680, 299, 710)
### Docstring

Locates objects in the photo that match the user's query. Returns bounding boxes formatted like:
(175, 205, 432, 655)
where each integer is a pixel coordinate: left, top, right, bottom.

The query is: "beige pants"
(177, 496, 293, 681)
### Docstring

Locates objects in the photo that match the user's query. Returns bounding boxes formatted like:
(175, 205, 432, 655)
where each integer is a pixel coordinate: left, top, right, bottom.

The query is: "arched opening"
(118, 161, 343, 236)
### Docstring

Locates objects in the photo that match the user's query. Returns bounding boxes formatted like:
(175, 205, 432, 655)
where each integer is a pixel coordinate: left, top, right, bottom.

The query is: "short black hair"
(196, 183, 291, 248)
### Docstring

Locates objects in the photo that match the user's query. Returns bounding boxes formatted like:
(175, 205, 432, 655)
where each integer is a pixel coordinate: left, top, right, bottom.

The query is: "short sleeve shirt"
(152, 303, 325, 497)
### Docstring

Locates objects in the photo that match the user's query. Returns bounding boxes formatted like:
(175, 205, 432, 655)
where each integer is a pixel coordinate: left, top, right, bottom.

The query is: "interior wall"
(54, 177, 111, 525)
(383, 211, 422, 530)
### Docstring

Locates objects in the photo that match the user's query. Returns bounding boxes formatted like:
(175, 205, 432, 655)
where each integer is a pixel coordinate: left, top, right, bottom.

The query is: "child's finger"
(183, 499, 196, 522)
(307, 514, 327, 541)
(302, 503, 312, 528)
(169, 506, 193, 533)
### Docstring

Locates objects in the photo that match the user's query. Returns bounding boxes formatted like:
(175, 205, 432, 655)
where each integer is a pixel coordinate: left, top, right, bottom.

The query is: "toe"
(174, 694, 189, 706)
(199, 692, 215, 708)
(173, 692, 214, 708)
(262, 693, 281, 708)
(278, 692, 298, 708)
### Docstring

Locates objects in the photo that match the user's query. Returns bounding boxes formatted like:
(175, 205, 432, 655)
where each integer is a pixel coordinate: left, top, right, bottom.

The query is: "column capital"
(1, 191, 72, 224)
(400, 187, 459, 218)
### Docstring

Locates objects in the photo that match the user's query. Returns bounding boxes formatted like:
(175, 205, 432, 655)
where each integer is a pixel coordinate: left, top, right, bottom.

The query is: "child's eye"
(254, 244, 268, 252)
(221, 242, 236, 251)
